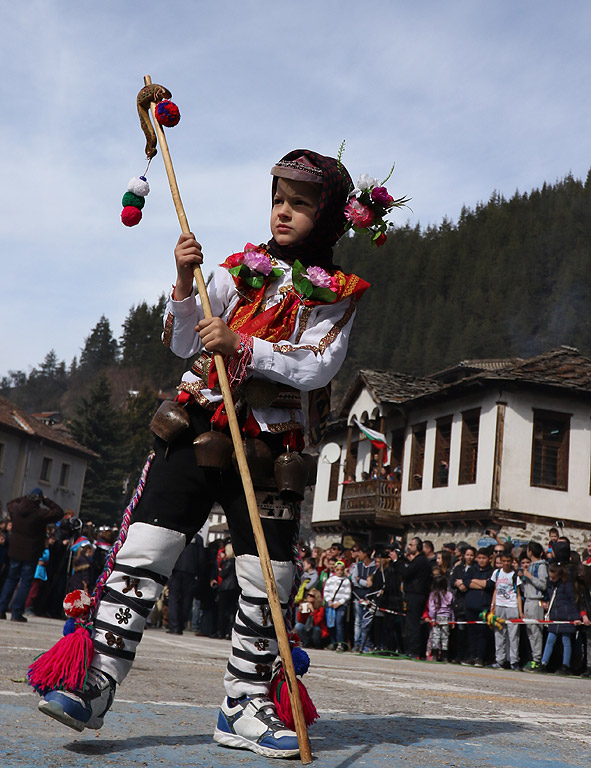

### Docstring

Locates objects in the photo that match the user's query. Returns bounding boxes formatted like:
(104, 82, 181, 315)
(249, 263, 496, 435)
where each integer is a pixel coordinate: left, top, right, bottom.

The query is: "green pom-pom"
(122, 191, 145, 210)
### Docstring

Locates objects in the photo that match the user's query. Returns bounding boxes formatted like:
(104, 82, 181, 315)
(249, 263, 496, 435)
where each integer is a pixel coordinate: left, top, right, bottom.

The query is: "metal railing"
(341, 478, 400, 517)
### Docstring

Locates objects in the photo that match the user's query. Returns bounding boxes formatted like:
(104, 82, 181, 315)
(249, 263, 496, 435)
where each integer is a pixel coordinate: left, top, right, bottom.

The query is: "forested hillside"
(2, 170, 590, 522)
(335, 170, 591, 390)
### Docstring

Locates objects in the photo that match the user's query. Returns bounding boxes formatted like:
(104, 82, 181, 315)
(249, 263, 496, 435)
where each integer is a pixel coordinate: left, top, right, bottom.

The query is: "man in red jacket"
(0, 489, 63, 622)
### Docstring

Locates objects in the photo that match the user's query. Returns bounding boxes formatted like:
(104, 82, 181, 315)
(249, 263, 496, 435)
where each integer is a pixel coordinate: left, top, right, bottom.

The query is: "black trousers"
(132, 403, 296, 561)
(167, 570, 196, 632)
(404, 593, 427, 657)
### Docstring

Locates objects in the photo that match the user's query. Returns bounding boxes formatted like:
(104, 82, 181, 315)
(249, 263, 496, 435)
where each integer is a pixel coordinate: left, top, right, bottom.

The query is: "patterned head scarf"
(267, 149, 354, 268)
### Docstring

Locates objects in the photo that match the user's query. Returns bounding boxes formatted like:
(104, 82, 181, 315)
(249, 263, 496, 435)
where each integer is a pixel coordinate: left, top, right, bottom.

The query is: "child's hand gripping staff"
(140, 75, 313, 765)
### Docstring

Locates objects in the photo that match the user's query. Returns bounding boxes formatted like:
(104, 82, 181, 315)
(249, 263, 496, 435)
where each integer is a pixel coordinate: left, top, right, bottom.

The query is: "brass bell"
(274, 451, 308, 501)
(232, 438, 274, 484)
(193, 431, 233, 469)
(149, 400, 190, 443)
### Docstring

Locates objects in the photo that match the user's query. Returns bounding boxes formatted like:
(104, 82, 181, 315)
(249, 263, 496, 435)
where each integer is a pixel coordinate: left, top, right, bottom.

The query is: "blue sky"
(2, 1, 590, 379)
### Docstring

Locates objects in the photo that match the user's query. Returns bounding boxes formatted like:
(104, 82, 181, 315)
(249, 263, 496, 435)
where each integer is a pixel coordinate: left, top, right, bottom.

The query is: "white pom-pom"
(127, 176, 150, 197)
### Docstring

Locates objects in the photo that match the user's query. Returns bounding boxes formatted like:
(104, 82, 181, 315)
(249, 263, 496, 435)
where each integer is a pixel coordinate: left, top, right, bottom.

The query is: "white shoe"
(213, 695, 300, 758)
(38, 668, 116, 732)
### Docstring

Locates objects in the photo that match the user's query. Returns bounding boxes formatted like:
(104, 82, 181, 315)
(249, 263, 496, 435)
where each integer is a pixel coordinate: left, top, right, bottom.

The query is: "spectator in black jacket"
(462, 548, 494, 666)
(371, 547, 404, 653)
(167, 534, 204, 635)
(449, 545, 475, 663)
(0, 490, 63, 622)
(402, 537, 432, 658)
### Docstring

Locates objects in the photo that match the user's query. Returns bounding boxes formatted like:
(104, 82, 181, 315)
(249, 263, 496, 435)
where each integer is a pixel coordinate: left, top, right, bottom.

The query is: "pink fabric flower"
(371, 186, 394, 207)
(243, 250, 272, 275)
(344, 199, 375, 228)
(304, 266, 333, 288)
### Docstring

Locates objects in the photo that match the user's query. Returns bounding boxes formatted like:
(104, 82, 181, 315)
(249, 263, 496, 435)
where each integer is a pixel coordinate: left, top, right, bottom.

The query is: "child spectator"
(323, 560, 352, 652)
(490, 552, 523, 669)
(520, 542, 548, 670)
(427, 575, 454, 662)
(294, 588, 329, 648)
(463, 548, 494, 666)
(541, 564, 581, 674)
(547, 527, 560, 560)
(302, 557, 319, 594)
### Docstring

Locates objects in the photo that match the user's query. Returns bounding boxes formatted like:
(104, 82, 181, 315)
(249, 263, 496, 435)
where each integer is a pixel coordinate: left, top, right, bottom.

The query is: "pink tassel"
(28, 626, 94, 695)
(270, 674, 319, 730)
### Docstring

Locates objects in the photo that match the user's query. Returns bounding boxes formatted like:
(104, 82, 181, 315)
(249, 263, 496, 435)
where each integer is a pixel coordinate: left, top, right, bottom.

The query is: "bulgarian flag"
(354, 418, 388, 451)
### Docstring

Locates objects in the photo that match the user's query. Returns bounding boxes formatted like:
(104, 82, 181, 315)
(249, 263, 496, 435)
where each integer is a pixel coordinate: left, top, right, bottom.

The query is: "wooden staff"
(142, 75, 312, 764)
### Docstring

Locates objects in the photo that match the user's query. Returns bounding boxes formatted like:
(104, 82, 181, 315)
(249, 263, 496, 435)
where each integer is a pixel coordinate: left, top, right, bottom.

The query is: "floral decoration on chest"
(222, 243, 284, 290)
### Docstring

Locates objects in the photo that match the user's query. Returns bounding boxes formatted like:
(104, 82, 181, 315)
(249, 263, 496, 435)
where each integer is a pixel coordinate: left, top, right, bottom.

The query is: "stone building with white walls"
(312, 348, 591, 553)
(0, 396, 96, 516)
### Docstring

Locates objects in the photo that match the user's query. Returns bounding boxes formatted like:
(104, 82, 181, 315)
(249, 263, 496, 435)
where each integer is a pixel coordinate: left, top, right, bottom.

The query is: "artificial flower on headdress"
(339, 143, 410, 247)
(291, 260, 339, 303)
(222, 243, 284, 289)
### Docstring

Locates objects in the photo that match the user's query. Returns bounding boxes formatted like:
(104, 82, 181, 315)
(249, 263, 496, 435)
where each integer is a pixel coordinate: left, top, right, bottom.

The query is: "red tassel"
(270, 674, 319, 730)
(28, 625, 94, 695)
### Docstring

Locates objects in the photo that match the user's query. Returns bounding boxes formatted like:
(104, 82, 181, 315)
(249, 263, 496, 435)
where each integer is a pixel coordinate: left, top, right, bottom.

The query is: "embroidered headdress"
(268, 149, 354, 268)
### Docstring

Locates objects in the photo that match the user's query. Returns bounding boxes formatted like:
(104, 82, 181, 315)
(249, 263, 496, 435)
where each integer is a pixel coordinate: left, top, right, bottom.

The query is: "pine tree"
(70, 375, 127, 525)
(121, 386, 159, 484)
(79, 316, 119, 374)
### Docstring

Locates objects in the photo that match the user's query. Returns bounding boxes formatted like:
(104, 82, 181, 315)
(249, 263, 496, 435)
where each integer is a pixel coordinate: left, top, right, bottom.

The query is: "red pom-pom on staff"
(155, 99, 181, 127)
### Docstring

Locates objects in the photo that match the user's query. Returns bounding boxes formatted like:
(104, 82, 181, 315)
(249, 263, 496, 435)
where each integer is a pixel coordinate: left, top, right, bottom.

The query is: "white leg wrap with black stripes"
(91, 522, 186, 684)
(224, 554, 295, 699)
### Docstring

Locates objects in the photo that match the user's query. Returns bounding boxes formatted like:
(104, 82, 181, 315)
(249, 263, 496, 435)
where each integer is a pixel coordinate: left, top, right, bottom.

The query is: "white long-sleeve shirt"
(162, 260, 359, 433)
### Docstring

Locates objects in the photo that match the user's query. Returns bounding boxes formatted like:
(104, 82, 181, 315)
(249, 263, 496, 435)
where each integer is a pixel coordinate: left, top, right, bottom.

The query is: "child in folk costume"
(37, 150, 369, 759)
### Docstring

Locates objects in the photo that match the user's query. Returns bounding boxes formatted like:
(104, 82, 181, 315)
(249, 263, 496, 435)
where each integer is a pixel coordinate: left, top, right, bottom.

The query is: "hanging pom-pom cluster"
(120, 91, 180, 227)
(155, 99, 181, 127)
(121, 176, 150, 227)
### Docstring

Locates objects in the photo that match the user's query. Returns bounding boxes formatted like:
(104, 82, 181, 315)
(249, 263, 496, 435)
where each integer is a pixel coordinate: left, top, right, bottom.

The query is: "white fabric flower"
(356, 173, 379, 191)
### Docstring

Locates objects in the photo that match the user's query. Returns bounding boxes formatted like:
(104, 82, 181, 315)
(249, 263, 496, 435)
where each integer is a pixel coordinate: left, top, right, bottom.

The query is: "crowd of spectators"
(2, 490, 590, 679)
(288, 528, 591, 677)
(0, 491, 119, 622)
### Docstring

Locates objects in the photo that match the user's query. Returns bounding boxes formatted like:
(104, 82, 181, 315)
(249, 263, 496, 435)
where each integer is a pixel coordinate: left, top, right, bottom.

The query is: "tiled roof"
(0, 396, 98, 458)
(430, 357, 523, 381)
(339, 348, 591, 415)
(359, 370, 439, 403)
(484, 347, 591, 393)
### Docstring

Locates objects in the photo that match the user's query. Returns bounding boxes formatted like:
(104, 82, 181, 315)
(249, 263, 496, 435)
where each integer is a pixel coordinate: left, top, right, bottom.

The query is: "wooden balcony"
(340, 478, 401, 525)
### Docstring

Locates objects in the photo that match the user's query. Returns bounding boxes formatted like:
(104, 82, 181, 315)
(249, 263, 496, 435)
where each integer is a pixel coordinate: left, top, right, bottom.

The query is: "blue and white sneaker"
(214, 695, 300, 758)
(38, 668, 116, 732)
